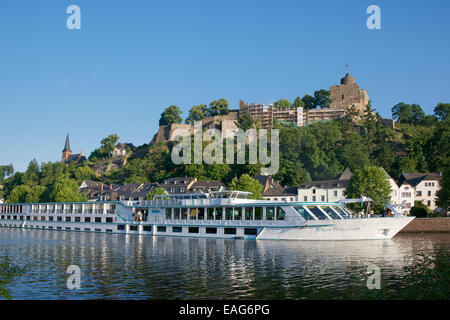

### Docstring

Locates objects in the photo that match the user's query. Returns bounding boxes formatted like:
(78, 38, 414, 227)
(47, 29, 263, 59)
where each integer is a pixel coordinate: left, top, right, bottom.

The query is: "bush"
(410, 206, 428, 217)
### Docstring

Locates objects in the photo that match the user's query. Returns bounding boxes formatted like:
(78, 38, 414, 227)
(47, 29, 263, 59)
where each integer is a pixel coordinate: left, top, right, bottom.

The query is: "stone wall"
(399, 218, 450, 233)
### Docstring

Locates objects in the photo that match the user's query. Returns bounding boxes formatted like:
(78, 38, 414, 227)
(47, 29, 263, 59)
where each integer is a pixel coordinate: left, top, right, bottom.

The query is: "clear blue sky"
(1, 0, 449, 172)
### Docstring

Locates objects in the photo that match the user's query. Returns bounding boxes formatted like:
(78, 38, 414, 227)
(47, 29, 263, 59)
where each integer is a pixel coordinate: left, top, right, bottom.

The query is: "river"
(1, 228, 449, 299)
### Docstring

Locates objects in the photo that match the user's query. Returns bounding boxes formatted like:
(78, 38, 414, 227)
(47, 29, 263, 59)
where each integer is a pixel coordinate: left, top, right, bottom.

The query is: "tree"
(144, 187, 168, 200)
(0, 164, 14, 181)
(21, 159, 40, 186)
(89, 134, 120, 160)
(229, 174, 263, 199)
(314, 89, 331, 108)
(209, 99, 229, 116)
(51, 176, 87, 202)
(26, 185, 46, 203)
(411, 104, 425, 124)
(8, 185, 31, 203)
(345, 166, 392, 213)
(436, 167, 449, 214)
(392, 102, 413, 123)
(302, 94, 316, 109)
(185, 104, 209, 125)
(236, 111, 255, 131)
(274, 99, 291, 110)
(159, 105, 183, 126)
(292, 96, 305, 109)
(434, 102, 450, 121)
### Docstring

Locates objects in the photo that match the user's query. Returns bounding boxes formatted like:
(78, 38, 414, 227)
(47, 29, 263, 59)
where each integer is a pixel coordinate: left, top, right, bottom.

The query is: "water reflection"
(0, 228, 449, 299)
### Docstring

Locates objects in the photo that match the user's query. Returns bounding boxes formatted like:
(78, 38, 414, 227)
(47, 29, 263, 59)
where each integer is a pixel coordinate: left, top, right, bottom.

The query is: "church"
(61, 134, 87, 165)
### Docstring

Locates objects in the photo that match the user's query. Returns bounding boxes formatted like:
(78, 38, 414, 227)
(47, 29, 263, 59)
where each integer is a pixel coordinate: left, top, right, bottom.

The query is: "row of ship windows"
(163, 207, 286, 221)
(0, 215, 115, 223)
(0, 206, 116, 214)
(0, 224, 257, 236)
(120, 225, 257, 235)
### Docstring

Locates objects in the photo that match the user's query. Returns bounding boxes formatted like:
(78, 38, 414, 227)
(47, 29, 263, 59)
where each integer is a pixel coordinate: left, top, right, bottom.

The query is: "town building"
(61, 134, 87, 165)
(113, 143, 135, 158)
(397, 173, 442, 211)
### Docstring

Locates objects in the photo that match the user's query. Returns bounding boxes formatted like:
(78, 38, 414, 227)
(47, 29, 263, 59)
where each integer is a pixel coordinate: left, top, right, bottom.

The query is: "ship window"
(66, 217, 71, 222)
(26, 216, 31, 221)
(207, 208, 214, 220)
(144, 226, 152, 232)
(307, 206, 329, 220)
(276, 207, 286, 220)
(106, 217, 113, 223)
(225, 208, 233, 220)
(157, 226, 165, 232)
(295, 207, 315, 220)
(255, 207, 263, 220)
(333, 206, 350, 219)
(174, 208, 180, 219)
(224, 228, 237, 235)
(215, 208, 223, 220)
(165, 208, 172, 219)
(57, 227, 62, 230)
(244, 228, 257, 235)
(321, 206, 341, 219)
(41, 216, 46, 221)
(84, 228, 90, 231)
(266, 207, 275, 220)
(206, 227, 217, 234)
(84, 217, 91, 222)
(117, 225, 125, 231)
(129, 225, 138, 231)
(181, 208, 188, 220)
(188, 227, 199, 233)
(234, 208, 242, 220)
(245, 207, 253, 220)
(172, 226, 182, 233)
(197, 208, 205, 220)
(95, 217, 102, 223)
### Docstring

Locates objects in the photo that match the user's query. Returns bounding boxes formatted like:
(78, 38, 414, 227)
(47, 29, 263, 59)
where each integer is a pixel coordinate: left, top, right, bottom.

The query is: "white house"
(397, 173, 441, 211)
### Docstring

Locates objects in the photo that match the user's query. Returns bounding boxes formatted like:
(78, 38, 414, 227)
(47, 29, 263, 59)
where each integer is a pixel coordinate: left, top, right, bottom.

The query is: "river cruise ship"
(0, 191, 414, 240)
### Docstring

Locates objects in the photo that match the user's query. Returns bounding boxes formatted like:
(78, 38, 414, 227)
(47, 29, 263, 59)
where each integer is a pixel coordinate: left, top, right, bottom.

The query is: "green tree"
(159, 105, 183, 126)
(52, 177, 87, 202)
(302, 94, 316, 110)
(392, 102, 413, 123)
(144, 187, 168, 200)
(314, 89, 331, 108)
(21, 159, 40, 186)
(89, 134, 120, 160)
(8, 185, 31, 203)
(434, 102, 450, 121)
(436, 167, 449, 214)
(345, 166, 392, 213)
(26, 185, 46, 203)
(209, 99, 229, 116)
(0, 164, 14, 181)
(185, 104, 209, 125)
(229, 174, 263, 199)
(236, 111, 255, 131)
(292, 96, 305, 109)
(274, 98, 291, 110)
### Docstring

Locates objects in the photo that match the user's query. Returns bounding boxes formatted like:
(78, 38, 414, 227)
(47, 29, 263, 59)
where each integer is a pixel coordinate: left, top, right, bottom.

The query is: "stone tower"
(329, 72, 369, 112)
(62, 133, 72, 162)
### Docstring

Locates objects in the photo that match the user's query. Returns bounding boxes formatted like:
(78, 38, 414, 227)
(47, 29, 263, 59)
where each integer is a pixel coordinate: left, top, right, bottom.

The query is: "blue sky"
(1, 0, 449, 172)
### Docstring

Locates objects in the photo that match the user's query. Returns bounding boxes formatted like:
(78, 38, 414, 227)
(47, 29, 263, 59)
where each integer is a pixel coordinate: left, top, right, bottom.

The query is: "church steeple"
(62, 133, 72, 162)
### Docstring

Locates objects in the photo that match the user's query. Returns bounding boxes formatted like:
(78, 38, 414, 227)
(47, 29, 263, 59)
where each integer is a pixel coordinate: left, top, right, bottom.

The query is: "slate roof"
(62, 134, 71, 152)
(63, 153, 86, 165)
(298, 179, 350, 189)
(398, 173, 442, 187)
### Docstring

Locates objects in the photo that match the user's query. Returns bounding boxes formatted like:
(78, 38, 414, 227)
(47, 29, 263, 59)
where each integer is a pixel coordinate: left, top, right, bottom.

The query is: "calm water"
(1, 228, 449, 299)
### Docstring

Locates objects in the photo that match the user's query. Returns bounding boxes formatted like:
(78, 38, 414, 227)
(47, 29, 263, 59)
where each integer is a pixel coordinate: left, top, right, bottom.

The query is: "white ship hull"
(257, 217, 415, 240)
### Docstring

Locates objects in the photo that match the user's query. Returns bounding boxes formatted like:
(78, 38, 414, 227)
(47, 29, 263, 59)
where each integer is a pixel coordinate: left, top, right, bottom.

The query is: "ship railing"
(159, 219, 306, 227)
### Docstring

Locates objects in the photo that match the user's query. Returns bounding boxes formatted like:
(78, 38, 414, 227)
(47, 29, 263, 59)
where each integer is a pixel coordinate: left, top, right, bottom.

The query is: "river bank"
(400, 218, 450, 233)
